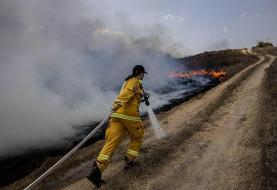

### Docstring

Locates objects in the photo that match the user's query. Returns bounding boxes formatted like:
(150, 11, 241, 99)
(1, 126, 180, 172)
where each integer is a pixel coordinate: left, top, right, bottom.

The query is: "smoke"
(208, 38, 229, 51)
(0, 0, 183, 158)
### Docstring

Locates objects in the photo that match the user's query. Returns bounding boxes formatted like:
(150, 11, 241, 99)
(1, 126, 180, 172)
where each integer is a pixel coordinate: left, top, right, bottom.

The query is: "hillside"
(60, 49, 276, 190)
(178, 48, 258, 81)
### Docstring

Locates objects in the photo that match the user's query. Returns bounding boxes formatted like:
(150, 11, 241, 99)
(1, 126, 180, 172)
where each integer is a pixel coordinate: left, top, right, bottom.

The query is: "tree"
(256, 40, 274, 48)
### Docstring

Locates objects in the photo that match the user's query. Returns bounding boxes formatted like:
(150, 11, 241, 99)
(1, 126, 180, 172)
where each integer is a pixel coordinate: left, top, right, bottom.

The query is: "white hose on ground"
(23, 112, 111, 190)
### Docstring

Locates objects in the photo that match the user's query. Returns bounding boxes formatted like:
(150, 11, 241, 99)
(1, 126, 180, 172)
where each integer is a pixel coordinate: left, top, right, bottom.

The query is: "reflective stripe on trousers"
(97, 154, 110, 161)
(127, 149, 139, 157)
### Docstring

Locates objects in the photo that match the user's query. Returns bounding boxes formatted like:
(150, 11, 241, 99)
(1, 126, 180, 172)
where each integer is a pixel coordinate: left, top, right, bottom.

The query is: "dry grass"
(253, 47, 277, 56)
(197, 55, 269, 117)
(259, 57, 277, 189)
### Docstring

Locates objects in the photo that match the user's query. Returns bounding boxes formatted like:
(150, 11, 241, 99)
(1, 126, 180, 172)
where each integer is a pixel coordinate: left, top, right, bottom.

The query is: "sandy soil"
(5, 53, 274, 190)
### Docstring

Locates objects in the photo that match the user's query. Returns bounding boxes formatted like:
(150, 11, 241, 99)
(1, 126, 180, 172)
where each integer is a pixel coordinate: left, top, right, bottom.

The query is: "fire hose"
(23, 112, 111, 190)
(24, 92, 151, 189)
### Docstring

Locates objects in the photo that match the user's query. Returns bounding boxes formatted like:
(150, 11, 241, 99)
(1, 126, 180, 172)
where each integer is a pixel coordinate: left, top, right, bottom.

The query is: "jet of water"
(146, 106, 165, 139)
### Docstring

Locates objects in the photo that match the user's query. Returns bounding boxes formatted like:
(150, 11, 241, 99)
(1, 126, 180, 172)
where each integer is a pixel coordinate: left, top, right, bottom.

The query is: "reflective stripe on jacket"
(111, 77, 142, 121)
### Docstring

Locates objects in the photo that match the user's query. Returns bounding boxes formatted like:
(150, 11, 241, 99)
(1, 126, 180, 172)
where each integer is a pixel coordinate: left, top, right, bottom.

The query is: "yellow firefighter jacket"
(111, 77, 143, 121)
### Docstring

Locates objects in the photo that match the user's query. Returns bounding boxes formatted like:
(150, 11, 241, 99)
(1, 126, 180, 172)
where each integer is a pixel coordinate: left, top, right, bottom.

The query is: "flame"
(167, 69, 226, 79)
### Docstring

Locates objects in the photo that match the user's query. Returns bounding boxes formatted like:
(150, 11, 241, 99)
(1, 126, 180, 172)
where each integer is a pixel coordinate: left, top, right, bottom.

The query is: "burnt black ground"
(0, 78, 219, 187)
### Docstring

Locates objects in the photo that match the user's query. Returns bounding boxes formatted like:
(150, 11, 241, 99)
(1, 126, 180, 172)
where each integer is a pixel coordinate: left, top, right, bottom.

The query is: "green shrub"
(256, 41, 274, 48)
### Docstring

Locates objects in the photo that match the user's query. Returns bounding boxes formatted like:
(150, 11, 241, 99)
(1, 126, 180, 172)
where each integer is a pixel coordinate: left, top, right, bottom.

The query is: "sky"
(95, 0, 277, 54)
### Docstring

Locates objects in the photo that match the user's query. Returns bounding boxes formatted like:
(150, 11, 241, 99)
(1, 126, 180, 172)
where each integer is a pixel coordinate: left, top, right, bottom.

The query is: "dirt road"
(54, 54, 275, 190)
(131, 54, 275, 190)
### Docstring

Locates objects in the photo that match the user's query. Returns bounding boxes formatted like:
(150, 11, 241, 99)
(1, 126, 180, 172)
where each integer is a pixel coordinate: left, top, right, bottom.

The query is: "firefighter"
(88, 65, 148, 187)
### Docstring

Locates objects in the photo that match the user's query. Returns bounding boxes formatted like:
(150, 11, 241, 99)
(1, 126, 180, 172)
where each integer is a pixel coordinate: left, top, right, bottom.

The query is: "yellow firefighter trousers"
(96, 117, 144, 172)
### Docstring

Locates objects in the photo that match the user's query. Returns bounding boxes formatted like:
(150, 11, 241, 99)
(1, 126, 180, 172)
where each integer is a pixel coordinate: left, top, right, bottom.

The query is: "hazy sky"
(95, 0, 277, 54)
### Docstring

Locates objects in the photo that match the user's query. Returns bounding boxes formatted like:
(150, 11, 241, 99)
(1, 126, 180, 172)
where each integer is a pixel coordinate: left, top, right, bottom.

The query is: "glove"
(111, 102, 122, 112)
(142, 92, 150, 106)
(144, 92, 150, 99)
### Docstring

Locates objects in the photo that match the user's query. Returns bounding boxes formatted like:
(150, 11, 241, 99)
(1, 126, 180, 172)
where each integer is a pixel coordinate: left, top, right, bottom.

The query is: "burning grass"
(178, 49, 258, 81)
(167, 69, 226, 80)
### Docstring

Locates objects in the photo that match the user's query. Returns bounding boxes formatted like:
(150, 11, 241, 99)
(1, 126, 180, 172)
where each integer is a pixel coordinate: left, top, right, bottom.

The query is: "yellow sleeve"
(114, 79, 139, 104)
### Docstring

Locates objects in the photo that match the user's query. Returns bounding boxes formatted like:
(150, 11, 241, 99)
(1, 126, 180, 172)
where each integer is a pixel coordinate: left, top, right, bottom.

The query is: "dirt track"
(56, 54, 275, 190)
(131, 54, 275, 190)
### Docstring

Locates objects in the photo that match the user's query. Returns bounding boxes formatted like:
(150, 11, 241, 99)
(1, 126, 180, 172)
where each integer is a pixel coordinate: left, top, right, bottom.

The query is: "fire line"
(167, 69, 226, 79)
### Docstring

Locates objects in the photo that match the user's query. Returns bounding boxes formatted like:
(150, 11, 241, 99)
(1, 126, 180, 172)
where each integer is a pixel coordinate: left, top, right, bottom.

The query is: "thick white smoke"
(0, 0, 184, 158)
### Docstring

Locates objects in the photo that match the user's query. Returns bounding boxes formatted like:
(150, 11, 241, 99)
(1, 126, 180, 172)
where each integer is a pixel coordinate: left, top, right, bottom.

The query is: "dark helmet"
(132, 65, 148, 76)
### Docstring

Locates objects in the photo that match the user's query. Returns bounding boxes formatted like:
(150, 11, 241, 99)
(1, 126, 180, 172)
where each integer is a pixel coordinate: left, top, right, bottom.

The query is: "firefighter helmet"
(132, 65, 148, 76)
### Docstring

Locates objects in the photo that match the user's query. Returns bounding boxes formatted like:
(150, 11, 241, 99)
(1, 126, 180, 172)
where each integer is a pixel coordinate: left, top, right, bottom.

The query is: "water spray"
(143, 91, 165, 139)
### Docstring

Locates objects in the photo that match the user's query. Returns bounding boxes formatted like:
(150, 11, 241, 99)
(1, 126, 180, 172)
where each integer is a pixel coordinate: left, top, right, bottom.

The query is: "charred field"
(0, 49, 259, 188)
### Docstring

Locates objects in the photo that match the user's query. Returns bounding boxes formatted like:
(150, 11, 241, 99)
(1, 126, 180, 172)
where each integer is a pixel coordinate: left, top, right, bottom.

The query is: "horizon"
(94, 0, 277, 55)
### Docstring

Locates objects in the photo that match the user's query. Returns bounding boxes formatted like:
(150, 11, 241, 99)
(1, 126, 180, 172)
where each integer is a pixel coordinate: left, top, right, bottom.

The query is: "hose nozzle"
(143, 92, 150, 106)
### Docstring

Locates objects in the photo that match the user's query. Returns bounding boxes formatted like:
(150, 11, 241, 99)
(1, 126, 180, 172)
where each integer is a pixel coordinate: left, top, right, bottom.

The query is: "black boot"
(124, 156, 140, 170)
(87, 162, 105, 188)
